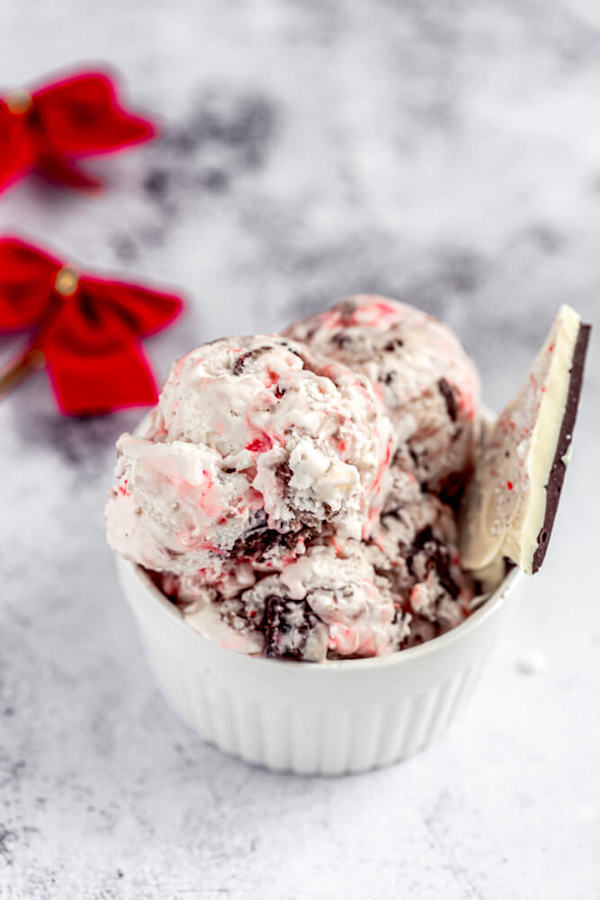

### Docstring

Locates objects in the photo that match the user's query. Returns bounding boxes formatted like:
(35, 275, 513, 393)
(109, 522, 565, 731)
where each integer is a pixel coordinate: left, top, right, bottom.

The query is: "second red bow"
(0, 238, 184, 415)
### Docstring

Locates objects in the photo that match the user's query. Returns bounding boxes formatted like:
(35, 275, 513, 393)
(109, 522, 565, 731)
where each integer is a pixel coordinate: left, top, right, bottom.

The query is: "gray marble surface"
(1, 2, 599, 897)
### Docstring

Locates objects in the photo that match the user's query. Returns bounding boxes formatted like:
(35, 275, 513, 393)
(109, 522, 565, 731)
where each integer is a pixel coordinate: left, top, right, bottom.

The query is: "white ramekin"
(116, 556, 523, 775)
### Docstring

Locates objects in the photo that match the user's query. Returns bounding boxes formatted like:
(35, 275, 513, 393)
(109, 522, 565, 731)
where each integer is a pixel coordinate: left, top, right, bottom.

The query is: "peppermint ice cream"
(180, 544, 408, 661)
(106, 296, 589, 662)
(286, 295, 481, 494)
(106, 335, 393, 587)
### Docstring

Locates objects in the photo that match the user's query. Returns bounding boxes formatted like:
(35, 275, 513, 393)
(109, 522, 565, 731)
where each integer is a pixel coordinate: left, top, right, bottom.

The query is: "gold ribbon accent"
(5, 89, 32, 115)
(55, 266, 79, 297)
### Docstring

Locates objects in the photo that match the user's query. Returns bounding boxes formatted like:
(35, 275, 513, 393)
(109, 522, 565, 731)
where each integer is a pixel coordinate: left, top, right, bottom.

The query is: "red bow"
(0, 69, 156, 192)
(0, 238, 184, 415)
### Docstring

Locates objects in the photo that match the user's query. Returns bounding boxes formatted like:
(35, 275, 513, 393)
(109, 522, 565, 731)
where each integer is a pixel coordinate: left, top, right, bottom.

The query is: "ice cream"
(180, 544, 409, 661)
(106, 302, 481, 661)
(106, 334, 393, 587)
(368, 490, 475, 635)
(286, 295, 481, 495)
(157, 516, 473, 661)
(461, 304, 591, 576)
(106, 296, 589, 663)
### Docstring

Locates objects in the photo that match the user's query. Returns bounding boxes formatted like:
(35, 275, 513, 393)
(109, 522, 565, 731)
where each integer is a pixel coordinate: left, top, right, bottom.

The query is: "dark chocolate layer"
(532, 322, 591, 573)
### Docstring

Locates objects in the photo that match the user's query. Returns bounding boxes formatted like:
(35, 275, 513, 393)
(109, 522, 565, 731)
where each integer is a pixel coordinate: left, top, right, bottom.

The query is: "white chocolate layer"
(461, 304, 583, 575)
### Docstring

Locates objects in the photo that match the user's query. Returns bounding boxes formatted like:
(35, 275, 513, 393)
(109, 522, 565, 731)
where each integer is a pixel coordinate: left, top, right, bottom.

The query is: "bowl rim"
(120, 556, 523, 673)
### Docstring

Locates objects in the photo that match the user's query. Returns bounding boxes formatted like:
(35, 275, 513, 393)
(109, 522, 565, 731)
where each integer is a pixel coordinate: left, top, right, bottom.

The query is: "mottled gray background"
(1, 2, 599, 898)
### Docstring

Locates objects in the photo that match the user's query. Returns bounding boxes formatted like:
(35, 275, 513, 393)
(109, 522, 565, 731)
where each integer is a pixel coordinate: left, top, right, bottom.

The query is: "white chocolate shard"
(461, 305, 590, 575)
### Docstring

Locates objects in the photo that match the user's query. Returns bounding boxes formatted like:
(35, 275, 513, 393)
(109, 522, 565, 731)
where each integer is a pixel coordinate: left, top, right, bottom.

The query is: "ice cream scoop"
(181, 543, 409, 662)
(106, 334, 393, 584)
(460, 304, 591, 576)
(286, 294, 481, 492)
(163, 489, 474, 661)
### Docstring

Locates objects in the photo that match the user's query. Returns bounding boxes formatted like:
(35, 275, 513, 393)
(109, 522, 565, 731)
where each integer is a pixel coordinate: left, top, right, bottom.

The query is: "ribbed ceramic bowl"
(117, 556, 522, 775)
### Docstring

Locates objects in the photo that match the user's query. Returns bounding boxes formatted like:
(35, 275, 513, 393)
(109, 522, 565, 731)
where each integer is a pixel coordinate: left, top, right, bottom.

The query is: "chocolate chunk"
(275, 461, 293, 488)
(438, 377, 457, 421)
(408, 445, 422, 467)
(264, 595, 322, 660)
(231, 510, 318, 564)
(232, 525, 285, 560)
(275, 339, 305, 357)
(231, 510, 281, 558)
(232, 345, 273, 375)
(400, 615, 441, 649)
(383, 338, 404, 352)
(413, 525, 434, 550)
(438, 469, 470, 510)
(410, 527, 460, 598)
(532, 322, 591, 572)
(430, 545, 460, 599)
(331, 332, 353, 349)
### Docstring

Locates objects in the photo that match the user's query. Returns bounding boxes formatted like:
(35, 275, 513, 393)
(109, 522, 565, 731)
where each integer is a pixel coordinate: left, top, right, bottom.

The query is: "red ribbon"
(0, 69, 156, 192)
(0, 237, 184, 415)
